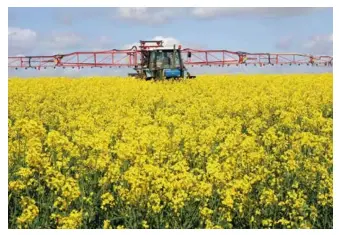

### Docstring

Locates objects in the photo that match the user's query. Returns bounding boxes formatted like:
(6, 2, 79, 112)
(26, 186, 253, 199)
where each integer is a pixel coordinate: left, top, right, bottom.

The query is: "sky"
(8, 7, 333, 77)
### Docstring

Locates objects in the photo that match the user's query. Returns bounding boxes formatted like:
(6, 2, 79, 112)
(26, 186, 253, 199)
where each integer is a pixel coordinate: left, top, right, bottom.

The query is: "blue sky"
(8, 7, 333, 77)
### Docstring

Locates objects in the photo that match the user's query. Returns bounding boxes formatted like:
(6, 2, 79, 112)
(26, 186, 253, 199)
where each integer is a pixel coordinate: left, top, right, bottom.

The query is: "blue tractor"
(128, 40, 196, 80)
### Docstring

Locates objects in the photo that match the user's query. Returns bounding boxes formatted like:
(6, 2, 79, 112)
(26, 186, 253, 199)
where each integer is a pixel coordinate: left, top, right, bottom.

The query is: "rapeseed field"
(8, 74, 333, 229)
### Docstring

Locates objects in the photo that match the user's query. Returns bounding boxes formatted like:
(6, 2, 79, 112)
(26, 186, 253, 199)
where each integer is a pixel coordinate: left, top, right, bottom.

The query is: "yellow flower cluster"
(16, 196, 39, 228)
(51, 210, 83, 229)
(8, 74, 332, 228)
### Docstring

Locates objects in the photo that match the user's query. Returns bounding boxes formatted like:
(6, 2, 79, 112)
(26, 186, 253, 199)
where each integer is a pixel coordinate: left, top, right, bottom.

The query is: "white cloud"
(116, 7, 321, 24)
(123, 36, 208, 51)
(41, 32, 84, 51)
(50, 35, 114, 53)
(116, 7, 181, 24)
(152, 36, 181, 47)
(8, 27, 87, 56)
(8, 27, 37, 55)
(8, 27, 36, 41)
(117, 7, 148, 20)
(274, 33, 333, 56)
(303, 34, 333, 55)
(46, 7, 326, 27)
(8, 25, 117, 58)
(123, 36, 182, 49)
(191, 7, 321, 19)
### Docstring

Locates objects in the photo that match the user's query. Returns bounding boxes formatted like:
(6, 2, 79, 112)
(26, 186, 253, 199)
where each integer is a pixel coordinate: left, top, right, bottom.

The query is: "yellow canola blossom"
(8, 74, 332, 229)
(16, 196, 39, 229)
(52, 210, 83, 229)
(103, 219, 112, 229)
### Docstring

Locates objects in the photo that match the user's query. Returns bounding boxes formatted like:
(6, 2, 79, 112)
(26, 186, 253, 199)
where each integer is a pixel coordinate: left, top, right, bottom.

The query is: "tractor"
(128, 40, 196, 80)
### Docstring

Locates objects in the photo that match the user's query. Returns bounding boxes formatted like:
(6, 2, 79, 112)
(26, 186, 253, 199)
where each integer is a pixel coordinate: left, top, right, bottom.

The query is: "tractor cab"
(147, 48, 183, 79)
(130, 40, 195, 80)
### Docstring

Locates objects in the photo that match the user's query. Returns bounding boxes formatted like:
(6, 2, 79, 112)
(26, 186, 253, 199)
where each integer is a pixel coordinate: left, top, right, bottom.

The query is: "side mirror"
(188, 52, 192, 58)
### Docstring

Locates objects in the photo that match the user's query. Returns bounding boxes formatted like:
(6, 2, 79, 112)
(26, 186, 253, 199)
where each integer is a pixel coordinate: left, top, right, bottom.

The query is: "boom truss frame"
(8, 48, 333, 70)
